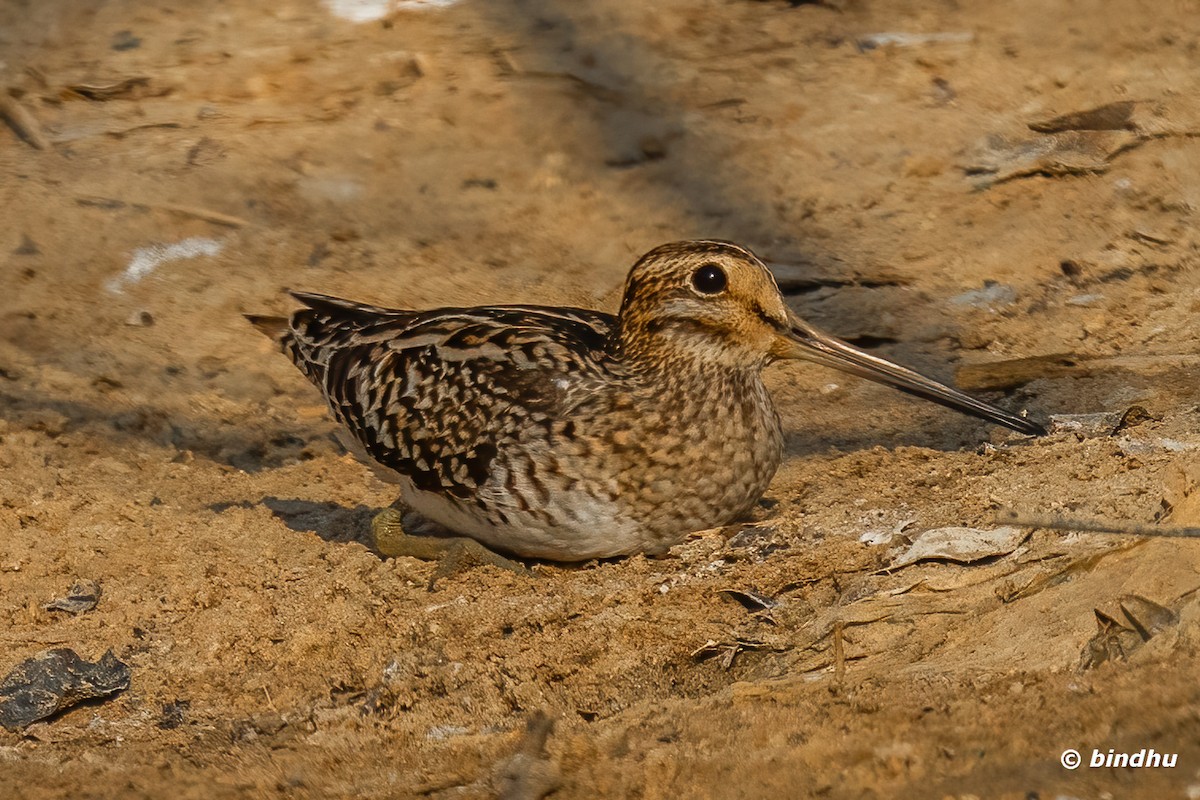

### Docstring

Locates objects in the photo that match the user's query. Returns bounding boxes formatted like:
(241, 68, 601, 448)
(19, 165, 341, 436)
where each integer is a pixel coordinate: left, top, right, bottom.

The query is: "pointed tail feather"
(288, 290, 400, 322)
(245, 312, 329, 389)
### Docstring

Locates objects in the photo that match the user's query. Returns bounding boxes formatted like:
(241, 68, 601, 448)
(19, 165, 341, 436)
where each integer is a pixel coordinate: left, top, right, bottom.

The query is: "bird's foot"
(370, 508, 533, 590)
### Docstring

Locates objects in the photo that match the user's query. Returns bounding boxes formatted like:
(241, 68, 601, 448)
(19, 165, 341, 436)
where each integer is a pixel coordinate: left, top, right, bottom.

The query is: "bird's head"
(615, 240, 1043, 436)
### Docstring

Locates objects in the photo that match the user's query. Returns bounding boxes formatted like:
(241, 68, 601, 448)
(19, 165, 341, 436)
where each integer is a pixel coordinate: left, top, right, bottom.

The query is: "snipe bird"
(248, 240, 1042, 562)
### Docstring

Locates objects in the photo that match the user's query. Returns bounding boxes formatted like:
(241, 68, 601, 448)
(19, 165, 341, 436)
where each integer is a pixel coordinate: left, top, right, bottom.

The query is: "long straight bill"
(785, 315, 1045, 436)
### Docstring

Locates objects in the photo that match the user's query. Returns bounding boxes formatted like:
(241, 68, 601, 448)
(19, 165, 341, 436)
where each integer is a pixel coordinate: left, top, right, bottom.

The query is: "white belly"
(341, 429, 645, 559)
(397, 475, 645, 560)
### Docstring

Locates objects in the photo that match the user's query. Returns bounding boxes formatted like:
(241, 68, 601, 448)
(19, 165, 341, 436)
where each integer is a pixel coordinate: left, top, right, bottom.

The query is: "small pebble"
(1049, 412, 1123, 438)
(13, 235, 39, 256)
(44, 579, 102, 615)
(949, 281, 1017, 310)
(111, 30, 141, 51)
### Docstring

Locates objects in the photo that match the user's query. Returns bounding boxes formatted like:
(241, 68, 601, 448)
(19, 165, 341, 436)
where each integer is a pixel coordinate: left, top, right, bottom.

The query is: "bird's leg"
(370, 507, 532, 590)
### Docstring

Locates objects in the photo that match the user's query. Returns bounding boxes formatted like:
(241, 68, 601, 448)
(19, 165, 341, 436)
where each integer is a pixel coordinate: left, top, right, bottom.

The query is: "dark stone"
(111, 30, 141, 51)
(0, 649, 131, 731)
(13, 234, 39, 255)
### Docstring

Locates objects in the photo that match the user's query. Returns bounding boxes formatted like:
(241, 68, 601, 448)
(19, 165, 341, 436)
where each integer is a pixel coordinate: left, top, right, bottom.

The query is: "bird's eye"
(691, 264, 727, 295)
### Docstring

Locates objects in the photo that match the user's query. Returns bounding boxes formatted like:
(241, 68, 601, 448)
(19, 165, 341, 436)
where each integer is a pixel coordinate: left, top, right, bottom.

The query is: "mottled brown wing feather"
(273, 292, 615, 498)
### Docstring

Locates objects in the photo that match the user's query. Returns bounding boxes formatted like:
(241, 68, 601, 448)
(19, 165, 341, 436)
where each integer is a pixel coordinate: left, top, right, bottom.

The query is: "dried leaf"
(63, 76, 153, 101)
(1118, 594, 1178, 641)
(1029, 100, 1140, 133)
(968, 100, 1200, 187)
(718, 588, 780, 611)
(1029, 99, 1198, 137)
(966, 130, 1140, 185)
(956, 353, 1085, 391)
(1081, 594, 1179, 669)
(890, 526, 1027, 569)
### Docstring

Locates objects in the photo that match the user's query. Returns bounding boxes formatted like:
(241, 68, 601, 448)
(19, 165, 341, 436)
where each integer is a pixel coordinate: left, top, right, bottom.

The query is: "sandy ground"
(3, 0, 1200, 797)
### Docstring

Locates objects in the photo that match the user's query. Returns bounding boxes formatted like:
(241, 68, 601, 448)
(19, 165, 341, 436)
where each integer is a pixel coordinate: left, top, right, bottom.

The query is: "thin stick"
(74, 195, 250, 228)
(156, 203, 249, 228)
(832, 620, 846, 684)
(0, 94, 49, 150)
(997, 509, 1200, 539)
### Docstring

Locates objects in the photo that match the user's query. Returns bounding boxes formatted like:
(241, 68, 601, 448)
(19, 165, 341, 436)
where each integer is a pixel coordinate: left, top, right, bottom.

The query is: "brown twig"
(74, 195, 250, 228)
(156, 203, 249, 228)
(832, 620, 846, 684)
(0, 93, 50, 150)
(997, 509, 1200, 539)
